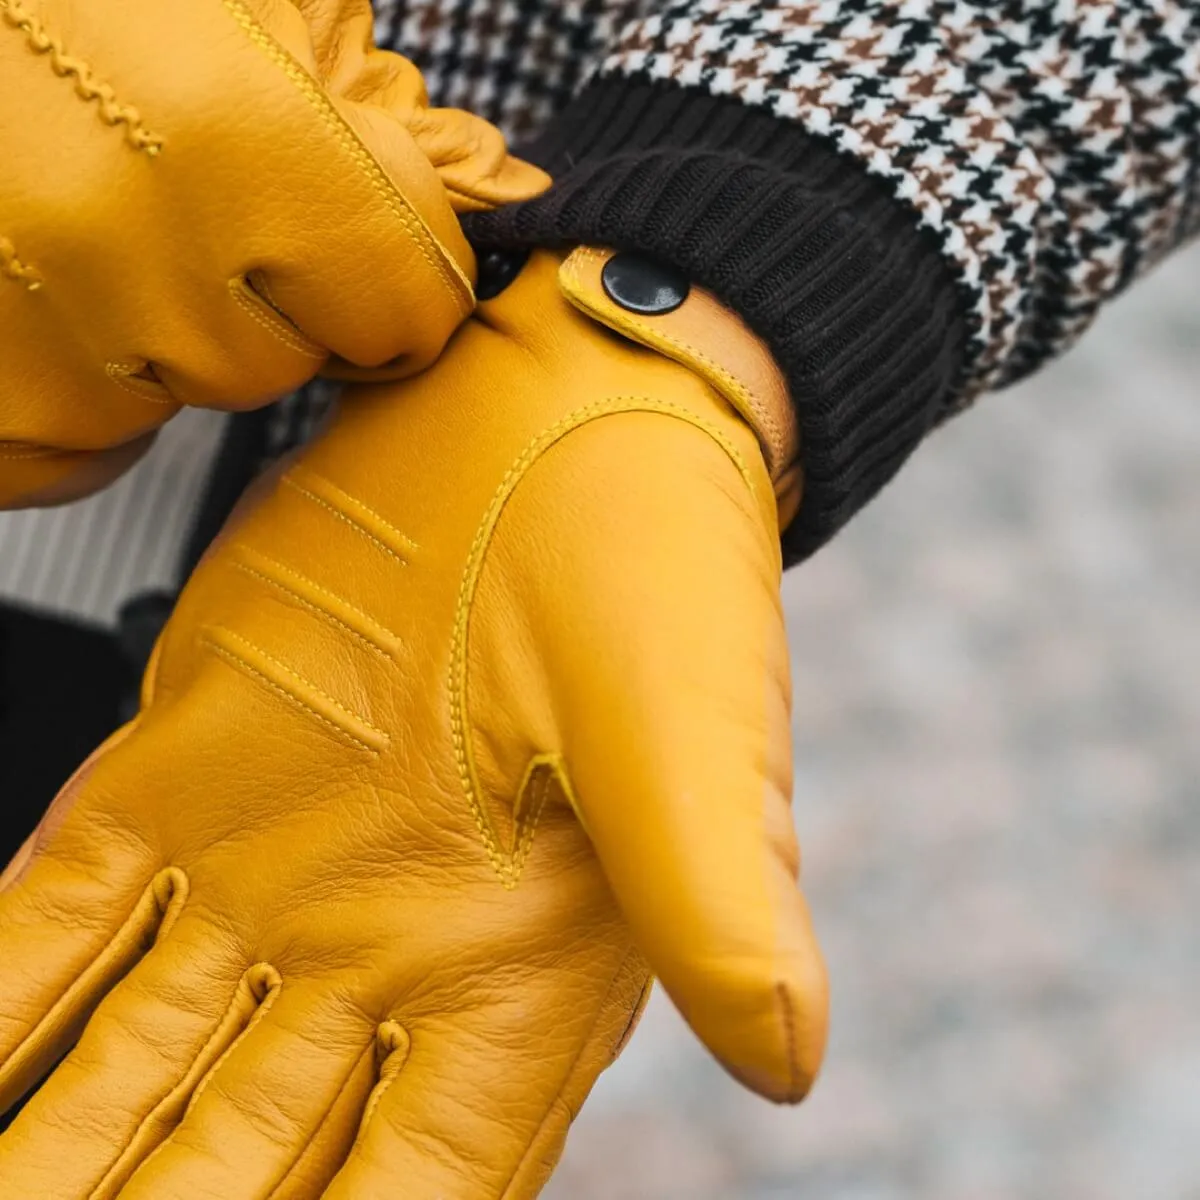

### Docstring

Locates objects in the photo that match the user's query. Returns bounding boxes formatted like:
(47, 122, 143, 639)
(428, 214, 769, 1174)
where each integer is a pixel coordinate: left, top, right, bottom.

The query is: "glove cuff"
(462, 80, 966, 563)
(557, 247, 803, 533)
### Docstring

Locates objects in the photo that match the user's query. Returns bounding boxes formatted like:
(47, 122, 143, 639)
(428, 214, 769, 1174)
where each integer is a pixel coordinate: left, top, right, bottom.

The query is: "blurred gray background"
(548, 247, 1200, 1200)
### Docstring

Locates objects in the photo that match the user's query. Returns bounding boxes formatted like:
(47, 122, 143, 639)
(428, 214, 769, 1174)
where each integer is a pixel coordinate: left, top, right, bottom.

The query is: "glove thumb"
(465, 392, 828, 1102)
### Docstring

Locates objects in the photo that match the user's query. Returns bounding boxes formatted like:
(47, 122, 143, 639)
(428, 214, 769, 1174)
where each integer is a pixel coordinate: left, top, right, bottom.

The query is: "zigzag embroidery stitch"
(0, 0, 163, 154)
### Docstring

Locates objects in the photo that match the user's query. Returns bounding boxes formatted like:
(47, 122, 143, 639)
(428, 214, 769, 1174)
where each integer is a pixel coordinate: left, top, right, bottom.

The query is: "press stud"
(601, 253, 690, 315)
(475, 249, 531, 301)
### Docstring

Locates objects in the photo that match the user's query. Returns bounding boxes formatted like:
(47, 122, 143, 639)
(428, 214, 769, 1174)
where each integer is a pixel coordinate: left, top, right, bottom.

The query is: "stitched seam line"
(620, 309, 784, 452)
(282, 476, 412, 564)
(513, 769, 551, 878)
(500, 946, 649, 1199)
(229, 281, 326, 359)
(776, 982, 803, 1103)
(356, 1021, 409, 1133)
(231, 560, 393, 661)
(358, 1068, 395, 1132)
(507, 761, 555, 887)
(204, 638, 381, 754)
(168, 968, 280, 1115)
(0, 234, 42, 289)
(109, 966, 282, 1194)
(292, 472, 419, 553)
(450, 397, 756, 888)
(566, 248, 788, 465)
(0, 445, 57, 461)
(104, 363, 176, 407)
(263, 1041, 376, 1199)
(218, 0, 470, 311)
(0, 0, 162, 153)
(1, 866, 187, 1093)
(213, 629, 387, 745)
(235, 548, 399, 649)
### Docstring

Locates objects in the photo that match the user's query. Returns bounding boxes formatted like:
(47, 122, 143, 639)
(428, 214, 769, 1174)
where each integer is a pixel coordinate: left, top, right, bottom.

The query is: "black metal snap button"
(475, 248, 531, 300)
(601, 253, 690, 315)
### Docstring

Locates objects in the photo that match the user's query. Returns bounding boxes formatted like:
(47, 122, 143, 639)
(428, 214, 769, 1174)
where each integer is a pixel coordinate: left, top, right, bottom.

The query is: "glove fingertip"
(673, 944, 830, 1106)
(720, 976, 828, 1104)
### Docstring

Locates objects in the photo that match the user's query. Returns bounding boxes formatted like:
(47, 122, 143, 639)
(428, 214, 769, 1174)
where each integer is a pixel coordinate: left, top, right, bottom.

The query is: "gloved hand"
(0, 247, 828, 1198)
(0, 0, 546, 509)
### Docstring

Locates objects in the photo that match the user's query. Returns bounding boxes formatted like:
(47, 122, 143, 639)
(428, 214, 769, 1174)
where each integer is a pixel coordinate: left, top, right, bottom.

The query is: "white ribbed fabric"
(0, 409, 228, 629)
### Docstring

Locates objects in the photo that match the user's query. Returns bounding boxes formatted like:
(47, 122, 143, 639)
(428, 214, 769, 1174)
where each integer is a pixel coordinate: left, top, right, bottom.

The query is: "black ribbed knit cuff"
(463, 80, 966, 563)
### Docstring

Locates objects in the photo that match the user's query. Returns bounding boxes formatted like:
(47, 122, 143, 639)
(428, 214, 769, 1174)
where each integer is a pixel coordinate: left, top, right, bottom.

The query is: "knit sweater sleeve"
(462, 0, 1200, 562)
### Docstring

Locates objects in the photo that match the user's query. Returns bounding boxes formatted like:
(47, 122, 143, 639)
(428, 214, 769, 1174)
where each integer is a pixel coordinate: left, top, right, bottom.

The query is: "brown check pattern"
(375, 0, 1199, 400)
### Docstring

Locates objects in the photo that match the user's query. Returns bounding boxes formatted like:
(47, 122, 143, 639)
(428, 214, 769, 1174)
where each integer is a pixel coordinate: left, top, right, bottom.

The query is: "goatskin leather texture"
(0, 0, 547, 508)
(0, 247, 828, 1198)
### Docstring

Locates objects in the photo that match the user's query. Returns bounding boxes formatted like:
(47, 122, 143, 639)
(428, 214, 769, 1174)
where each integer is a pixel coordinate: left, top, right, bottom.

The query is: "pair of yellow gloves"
(0, 1, 829, 1195)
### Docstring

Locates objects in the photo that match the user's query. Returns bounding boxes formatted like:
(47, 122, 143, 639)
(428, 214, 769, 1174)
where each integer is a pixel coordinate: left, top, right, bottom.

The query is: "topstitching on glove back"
(0, 0, 546, 508)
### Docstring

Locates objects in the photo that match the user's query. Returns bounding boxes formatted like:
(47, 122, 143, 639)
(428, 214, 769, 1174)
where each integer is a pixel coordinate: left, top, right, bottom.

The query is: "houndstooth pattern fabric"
(376, 0, 1200, 399)
(373, 0, 655, 138)
(2, 0, 1195, 625)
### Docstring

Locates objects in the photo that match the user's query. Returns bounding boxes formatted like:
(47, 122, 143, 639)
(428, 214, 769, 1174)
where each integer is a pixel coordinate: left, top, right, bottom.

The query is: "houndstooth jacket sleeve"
(596, 1, 1200, 400)
(333, 6, 1182, 568)
(3, 2, 1191, 623)
(451, 0, 1199, 557)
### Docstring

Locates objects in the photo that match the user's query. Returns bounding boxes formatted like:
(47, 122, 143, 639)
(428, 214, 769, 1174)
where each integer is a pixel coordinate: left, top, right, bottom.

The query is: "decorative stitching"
(0, 235, 42, 290)
(0, 867, 189, 1104)
(211, 627, 388, 747)
(357, 1020, 410, 1132)
(218, 0, 471, 313)
(168, 964, 281, 1116)
(513, 766, 552, 870)
(264, 1040, 378, 1200)
(565, 248, 790, 472)
(231, 556, 397, 660)
(282, 474, 415, 564)
(501, 946, 651, 1195)
(229, 279, 326, 360)
(203, 633, 384, 755)
(449, 396, 757, 889)
(92, 963, 282, 1197)
(0, 0, 162, 154)
(236, 548, 400, 647)
(292, 471, 419, 554)
(105, 363, 176, 407)
(775, 981, 804, 1104)
(502, 756, 560, 890)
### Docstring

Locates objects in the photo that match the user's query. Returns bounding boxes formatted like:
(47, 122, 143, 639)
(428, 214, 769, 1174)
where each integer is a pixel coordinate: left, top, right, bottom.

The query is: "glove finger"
(251, 118, 474, 379)
(284, 7, 549, 214)
(0, 431, 157, 510)
(470, 411, 828, 1102)
(0, 912, 269, 1199)
(118, 978, 379, 1200)
(201, 0, 479, 376)
(128, 274, 330, 413)
(0, 724, 176, 1116)
(227, 46, 476, 378)
(322, 947, 650, 1200)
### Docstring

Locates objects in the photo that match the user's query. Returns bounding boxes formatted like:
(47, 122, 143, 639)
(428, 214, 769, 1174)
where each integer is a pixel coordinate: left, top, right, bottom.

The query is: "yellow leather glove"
(0, 0, 546, 509)
(0, 248, 827, 1198)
